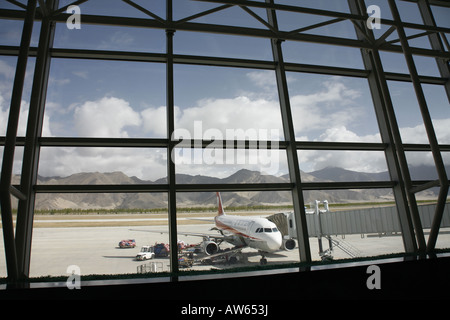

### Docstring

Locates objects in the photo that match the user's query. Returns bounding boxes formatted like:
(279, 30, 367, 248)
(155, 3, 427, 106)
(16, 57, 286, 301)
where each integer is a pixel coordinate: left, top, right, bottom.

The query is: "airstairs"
(325, 236, 362, 259)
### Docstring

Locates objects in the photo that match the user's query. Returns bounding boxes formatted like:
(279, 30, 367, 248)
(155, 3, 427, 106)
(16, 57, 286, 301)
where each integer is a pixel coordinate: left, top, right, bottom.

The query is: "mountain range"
(19, 165, 444, 211)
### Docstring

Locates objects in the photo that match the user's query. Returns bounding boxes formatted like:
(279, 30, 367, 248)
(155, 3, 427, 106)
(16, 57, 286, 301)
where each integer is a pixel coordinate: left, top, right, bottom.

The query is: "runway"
(0, 215, 448, 280)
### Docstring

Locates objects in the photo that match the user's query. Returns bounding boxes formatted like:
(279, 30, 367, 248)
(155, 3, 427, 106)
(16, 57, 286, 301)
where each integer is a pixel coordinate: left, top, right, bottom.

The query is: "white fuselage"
(214, 214, 283, 252)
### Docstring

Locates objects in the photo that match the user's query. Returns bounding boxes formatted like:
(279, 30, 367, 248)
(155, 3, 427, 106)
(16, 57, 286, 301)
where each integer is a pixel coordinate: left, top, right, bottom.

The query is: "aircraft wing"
(129, 228, 227, 241)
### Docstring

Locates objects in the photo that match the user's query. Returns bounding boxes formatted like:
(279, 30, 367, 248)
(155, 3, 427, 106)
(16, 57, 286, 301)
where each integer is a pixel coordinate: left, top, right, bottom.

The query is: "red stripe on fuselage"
(215, 216, 260, 240)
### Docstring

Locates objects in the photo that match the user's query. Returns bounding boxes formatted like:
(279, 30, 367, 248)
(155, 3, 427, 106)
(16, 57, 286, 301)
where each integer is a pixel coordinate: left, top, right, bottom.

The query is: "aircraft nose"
(267, 233, 283, 251)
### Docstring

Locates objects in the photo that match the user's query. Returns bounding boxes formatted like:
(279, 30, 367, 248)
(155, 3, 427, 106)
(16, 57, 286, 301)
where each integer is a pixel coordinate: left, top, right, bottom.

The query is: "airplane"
(132, 192, 296, 265)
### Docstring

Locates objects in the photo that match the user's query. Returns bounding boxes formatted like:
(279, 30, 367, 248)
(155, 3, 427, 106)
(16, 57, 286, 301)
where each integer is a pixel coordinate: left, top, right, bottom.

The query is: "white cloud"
(141, 106, 166, 137)
(0, 60, 15, 79)
(73, 96, 142, 137)
(400, 118, 450, 145)
(174, 96, 284, 140)
(318, 126, 380, 143)
(0, 95, 52, 137)
(38, 147, 167, 181)
(290, 79, 362, 135)
(3, 68, 448, 181)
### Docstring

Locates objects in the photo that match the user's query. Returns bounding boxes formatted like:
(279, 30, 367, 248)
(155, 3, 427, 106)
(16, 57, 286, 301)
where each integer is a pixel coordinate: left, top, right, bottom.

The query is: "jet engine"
(282, 238, 296, 251)
(203, 240, 219, 255)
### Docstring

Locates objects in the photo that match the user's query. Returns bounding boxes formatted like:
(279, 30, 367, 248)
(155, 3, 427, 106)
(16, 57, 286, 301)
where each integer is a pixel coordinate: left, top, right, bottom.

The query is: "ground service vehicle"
(135, 246, 155, 261)
(118, 239, 136, 248)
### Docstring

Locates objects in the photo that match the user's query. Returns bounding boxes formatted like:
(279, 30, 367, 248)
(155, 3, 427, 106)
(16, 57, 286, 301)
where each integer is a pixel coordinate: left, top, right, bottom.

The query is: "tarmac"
(0, 215, 448, 280)
(0, 227, 412, 278)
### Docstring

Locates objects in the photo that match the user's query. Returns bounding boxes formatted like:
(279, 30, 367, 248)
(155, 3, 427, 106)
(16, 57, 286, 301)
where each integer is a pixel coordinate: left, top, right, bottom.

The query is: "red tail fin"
(216, 192, 225, 216)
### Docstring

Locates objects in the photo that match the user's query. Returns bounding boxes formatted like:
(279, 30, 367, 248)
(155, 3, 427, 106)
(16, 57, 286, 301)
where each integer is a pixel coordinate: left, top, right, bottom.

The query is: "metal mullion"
(5, 0, 27, 10)
(384, 30, 436, 45)
(5, 45, 448, 84)
(196, 0, 367, 23)
(296, 141, 386, 151)
(50, 0, 89, 17)
(15, 0, 59, 283)
(404, 144, 450, 152)
(122, 0, 165, 24)
(384, 72, 447, 85)
(194, 0, 450, 34)
(49, 12, 370, 50)
(46, 12, 450, 59)
(174, 139, 286, 149)
(380, 42, 450, 60)
(0, 0, 37, 285)
(50, 48, 167, 63)
(176, 183, 293, 192)
(166, 0, 178, 280)
(388, 0, 449, 253)
(239, 5, 277, 33)
(348, 0, 419, 254)
(175, 4, 232, 24)
(266, 0, 311, 264)
(34, 184, 169, 193)
(6, 5, 450, 35)
(38, 137, 169, 148)
(301, 181, 395, 190)
(173, 54, 275, 70)
(417, 0, 450, 101)
(287, 18, 345, 36)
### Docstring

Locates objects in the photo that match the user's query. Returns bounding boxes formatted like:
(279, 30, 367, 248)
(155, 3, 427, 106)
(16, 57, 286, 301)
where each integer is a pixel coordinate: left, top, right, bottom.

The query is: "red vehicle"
(118, 239, 136, 248)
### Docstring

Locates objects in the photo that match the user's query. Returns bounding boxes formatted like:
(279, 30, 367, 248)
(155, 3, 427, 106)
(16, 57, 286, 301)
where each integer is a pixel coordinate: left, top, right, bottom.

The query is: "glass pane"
(174, 65, 284, 140)
(388, 80, 426, 144)
(283, 41, 364, 69)
(31, 192, 169, 277)
(423, 84, 450, 145)
(174, 31, 272, 60)
(173, 0, 265, 28)
(174, 148, 287, 180)
(176, 191, 299, 273)
(277, 11, 357, 39)
(432, 199, 450, 251)
(0, 19, 23, 46)
(405, 151, 439, 181)
(298, 150, 389, 179)
(287, 73, 381, 142)
(431, 5, 450, 28)
(45, 58, 166, 138)
(379, 51, 409, 74)
(0, 56, 36, 137)
(396, 0, 423, 24)
(303, 189, 405, 261)
(275, 0, 350, 13)
(413, 55, 441, 77)
(54, 23, 165, 53)
(38, 147, 167, 182)
(59, 0, 165, 19)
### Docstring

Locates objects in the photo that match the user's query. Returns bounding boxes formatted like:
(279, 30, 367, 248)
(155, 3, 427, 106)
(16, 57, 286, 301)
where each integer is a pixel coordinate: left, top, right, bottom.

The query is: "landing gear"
(259, 251, 268, 265)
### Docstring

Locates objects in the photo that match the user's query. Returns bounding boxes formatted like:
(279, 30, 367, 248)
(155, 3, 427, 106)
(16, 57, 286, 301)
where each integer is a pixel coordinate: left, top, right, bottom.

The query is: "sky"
(0, 0, 449, 181)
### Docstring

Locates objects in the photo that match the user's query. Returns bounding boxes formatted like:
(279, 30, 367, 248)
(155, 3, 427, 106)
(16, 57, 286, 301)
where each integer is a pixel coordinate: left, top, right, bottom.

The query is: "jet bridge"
(268, 201, 450, 259)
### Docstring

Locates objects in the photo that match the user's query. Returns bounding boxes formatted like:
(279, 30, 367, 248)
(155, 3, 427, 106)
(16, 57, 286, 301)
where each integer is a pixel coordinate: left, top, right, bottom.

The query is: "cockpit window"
(256, 227, 279, 233)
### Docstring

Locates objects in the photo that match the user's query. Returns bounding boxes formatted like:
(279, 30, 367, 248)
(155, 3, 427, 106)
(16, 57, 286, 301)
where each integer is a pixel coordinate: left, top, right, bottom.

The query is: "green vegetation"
(5, 199, 440, 218)
(28, 199, 439, 216)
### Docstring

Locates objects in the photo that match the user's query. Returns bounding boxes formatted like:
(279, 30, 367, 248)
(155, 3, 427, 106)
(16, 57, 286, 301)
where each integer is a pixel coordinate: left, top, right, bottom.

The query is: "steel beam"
(416, 0, 450, 103)
(266, 0, 311, 263)
(15, 0, 59, 282)
(388, 0, 449, 253)
(0, 0, 37, 284)
(166, 0, 179, 281)
(348, 0, 420, 253)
